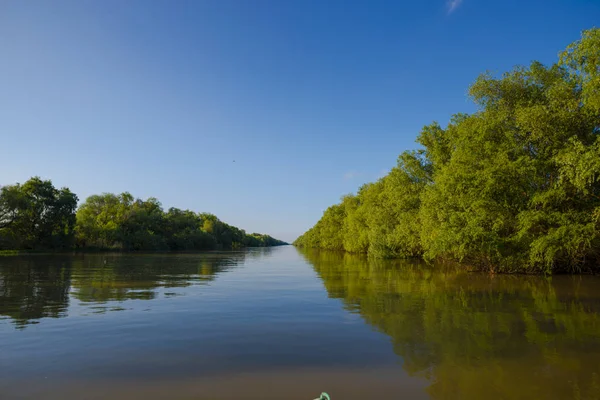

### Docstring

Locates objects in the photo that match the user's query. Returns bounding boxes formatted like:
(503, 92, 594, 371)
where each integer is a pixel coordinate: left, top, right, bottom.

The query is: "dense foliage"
(0, 177, 78, 250)
(0, 178, 286, 251)
(295, 28, 600, 273)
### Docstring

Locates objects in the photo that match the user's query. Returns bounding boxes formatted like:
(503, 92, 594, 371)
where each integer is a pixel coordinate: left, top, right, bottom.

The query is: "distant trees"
(163, 208, 216, 250)
(244, 232, 290, 247)
(0, 178, 287, 251)
(295, 28, 600, 273)
(74, 193, 287, 251)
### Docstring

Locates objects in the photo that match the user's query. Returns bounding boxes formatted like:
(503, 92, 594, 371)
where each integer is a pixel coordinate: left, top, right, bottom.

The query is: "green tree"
(0, 177, 78, 250)
(75, 193, 286, 251)
(163, 208, 215, 250)
(75, 192, 134, 248)
(296, 28, 600, 273)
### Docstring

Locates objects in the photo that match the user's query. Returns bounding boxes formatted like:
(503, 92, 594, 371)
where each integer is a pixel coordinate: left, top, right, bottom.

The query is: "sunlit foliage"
(0, 178, 287, 251)
(295, 28, 600, 273)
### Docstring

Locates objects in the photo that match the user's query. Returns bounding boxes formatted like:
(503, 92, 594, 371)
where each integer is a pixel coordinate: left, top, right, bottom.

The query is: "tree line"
(0, 177, 287, 251)
(295, 28, 600, 273)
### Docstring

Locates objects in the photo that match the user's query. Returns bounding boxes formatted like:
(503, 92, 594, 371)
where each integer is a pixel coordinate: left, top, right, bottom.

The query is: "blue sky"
(1, 0, 598, 242)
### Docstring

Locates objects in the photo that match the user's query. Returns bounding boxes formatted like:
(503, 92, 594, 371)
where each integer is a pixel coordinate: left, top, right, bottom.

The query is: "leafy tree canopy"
(295, 28, 600, 273)
(0, 178, 286, 251)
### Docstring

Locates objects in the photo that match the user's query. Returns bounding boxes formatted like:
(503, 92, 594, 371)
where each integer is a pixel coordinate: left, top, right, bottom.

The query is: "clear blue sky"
(1, 0, 598, 242)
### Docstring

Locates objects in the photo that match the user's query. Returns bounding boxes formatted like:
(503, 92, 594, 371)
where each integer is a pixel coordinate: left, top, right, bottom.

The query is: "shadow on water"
(0, 248, 273, 328)
(298, 248, 600, 400)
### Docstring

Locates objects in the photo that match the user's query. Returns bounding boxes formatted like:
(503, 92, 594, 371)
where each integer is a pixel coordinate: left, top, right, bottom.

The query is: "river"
(1, 246, 599, 399)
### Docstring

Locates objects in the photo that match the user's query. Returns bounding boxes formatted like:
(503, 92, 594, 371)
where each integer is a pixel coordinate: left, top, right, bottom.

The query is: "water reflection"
(300, 249, 600, 400)
(0, 256, 72, 328)
(0, 249, 269, 328)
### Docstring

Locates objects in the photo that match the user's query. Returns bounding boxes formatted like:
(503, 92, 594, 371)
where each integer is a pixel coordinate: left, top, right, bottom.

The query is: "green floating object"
(314, 393, 330, 400)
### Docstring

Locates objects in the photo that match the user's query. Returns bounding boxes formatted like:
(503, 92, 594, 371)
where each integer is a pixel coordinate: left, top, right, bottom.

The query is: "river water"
(1, 246, 599, 399)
